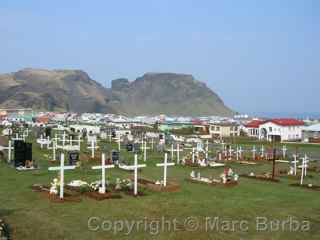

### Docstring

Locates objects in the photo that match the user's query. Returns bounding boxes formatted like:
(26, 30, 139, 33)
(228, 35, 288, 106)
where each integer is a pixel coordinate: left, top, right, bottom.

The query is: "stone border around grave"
(186, 178, 238, 187)
(130, 177, 180, 192)
(240, 174, 280, 183)
(65, 185, 123, 201)
(31, 184, 82, 203)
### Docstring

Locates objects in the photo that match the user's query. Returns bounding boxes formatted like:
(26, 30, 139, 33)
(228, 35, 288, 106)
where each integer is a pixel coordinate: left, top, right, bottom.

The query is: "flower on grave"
(288, 166, 294, 175)
(115, 178, 122, 190)
(90, 181, 102, 192)
(68, 180, 88, 187)
(220, 168, 238, 183)
(49, 178, 60, 195)
(120, 179, 133, 190)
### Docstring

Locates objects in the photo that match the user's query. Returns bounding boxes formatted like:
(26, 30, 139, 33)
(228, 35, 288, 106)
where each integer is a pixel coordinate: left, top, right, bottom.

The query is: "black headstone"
(45, 127, 52, 138)
(133, 143, 141, 153)
(126, 143, 133, 152)
(14, 140, 26, 167)
(69, 151, 79, 165)
(25, 143, 32, 161)
(111, 150, 119, 163)
(111, 131, 116, 138)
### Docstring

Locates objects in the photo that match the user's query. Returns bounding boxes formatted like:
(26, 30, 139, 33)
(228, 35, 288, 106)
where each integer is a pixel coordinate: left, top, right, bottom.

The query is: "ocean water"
(250, 112, 320, 120)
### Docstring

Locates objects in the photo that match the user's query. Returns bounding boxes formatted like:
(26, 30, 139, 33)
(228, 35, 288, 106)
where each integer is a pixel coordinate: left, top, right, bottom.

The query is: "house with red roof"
(244, 119, 266, 138)
(244, 118, 305, 141)
(258, 119, 304, 142)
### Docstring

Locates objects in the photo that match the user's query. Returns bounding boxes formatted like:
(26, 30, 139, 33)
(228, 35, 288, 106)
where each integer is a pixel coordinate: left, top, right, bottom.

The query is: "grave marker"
(128, 154, 146, 195)
(156, 153, 175, 187)
(0, 140, 13, 163)
(48, 153, 76, 199)
(92, 153, 115, 194)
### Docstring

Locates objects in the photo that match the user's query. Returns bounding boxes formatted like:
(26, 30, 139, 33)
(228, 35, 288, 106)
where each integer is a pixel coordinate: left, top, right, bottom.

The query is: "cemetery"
(0, 122, 320, 239)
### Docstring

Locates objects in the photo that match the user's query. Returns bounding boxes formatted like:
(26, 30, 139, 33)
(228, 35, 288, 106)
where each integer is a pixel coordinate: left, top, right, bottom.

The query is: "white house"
(244, 119, 265, 138)
(258, 119, 304, 142)
(302, 123, 320, 143)
(69, 125, 101, 135)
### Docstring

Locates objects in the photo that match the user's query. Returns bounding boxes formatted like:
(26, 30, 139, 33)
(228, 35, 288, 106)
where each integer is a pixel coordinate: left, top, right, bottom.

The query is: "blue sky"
(0, 0, 319, 116)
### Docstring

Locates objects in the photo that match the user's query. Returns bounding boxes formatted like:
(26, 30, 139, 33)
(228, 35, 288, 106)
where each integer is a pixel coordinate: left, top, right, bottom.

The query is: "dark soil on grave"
(240, 174, 280, 183)
(186, 178, 238, 187)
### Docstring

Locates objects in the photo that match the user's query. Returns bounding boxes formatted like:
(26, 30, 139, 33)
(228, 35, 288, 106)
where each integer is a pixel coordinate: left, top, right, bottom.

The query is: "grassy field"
(0, 134, 320, 239)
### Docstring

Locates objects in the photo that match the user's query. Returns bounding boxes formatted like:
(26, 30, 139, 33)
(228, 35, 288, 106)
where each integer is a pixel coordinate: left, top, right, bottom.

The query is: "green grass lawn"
(0, 135, 320, 239)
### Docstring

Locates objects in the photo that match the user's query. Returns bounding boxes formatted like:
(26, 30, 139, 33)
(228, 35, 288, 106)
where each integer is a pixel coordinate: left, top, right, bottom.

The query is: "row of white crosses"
(168, 143, 183, 163)
(55, 134, 82, 152)
(220, 144, 270, 161)
(48, 151, 175, 199)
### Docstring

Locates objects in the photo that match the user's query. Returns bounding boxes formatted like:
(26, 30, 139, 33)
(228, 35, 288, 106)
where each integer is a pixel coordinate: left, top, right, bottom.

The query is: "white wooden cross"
(171, 144, 174, 160)
(37, 135, 51, 149)
(117, 134, 121, 151)
(48, 153, 76, 199)
(92, 153, 115, 194)
(87, 139, 99, 158)
(302, 154, 309, 177)
(205, 140, 209, 160)
(236, 146, 241, 161)
(151, 138, 154, 151)
(282, 145, 287, 159)
(156, 153, 175, 187)
(22, 129, 29, 139)
(67, 135, 82, 151)
(177, 143, 181, 163)
(228, 146, 233, 160)
(0, 140, 13, 163)
(128, 154, 146, 195)
(141, 139, 150, 162)
(52, 139, 57, 162)
(11, 133, 24, 142)
(292, 154, 298, 176)
(300, 155, 308, 185)
(192, 147, 195, 163)
(252, 145, 256, 160)
(62, 131, 66, 147)
(260, 145, 265, 158)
